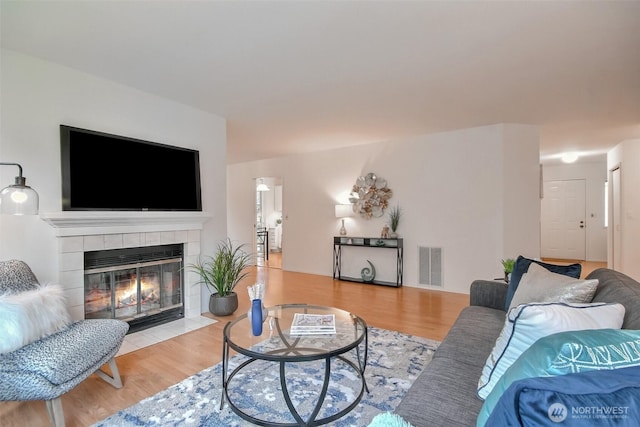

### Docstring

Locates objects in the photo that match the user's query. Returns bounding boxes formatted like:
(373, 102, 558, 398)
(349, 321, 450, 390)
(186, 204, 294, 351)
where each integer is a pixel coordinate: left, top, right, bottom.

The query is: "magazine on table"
(290, 313, 336, 335)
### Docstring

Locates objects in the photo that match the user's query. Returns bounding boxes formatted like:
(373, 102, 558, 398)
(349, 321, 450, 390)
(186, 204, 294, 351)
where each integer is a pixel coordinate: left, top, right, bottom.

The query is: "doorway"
(254, 176, 283, 269)
(541, 179, 586, 260)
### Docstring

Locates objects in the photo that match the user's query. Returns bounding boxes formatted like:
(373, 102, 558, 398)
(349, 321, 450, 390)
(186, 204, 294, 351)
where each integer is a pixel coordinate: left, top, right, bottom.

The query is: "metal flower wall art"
(348, 172, 393, 219)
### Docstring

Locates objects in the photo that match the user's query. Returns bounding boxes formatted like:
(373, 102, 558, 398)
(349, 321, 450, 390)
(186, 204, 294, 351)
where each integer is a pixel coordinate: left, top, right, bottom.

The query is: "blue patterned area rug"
(93, 327, 439, 426)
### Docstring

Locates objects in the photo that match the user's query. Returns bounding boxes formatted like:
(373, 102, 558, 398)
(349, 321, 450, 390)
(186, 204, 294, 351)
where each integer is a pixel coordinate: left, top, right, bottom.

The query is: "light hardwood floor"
(1, 260, 605, 426)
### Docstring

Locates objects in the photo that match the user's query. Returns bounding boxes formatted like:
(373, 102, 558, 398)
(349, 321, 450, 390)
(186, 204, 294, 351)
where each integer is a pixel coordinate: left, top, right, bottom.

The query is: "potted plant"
(501, 258, 516, 283)
(189, 238, 253, 316)
(388, 205, 401, 238)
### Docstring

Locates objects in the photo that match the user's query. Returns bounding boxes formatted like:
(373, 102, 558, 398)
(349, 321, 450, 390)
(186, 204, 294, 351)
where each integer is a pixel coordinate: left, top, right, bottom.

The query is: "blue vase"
(251, 299, 263, 336)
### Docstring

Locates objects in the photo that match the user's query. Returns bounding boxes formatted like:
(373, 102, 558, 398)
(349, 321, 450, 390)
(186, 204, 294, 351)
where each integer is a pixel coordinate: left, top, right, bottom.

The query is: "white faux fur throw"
(0, 283, 72, 354)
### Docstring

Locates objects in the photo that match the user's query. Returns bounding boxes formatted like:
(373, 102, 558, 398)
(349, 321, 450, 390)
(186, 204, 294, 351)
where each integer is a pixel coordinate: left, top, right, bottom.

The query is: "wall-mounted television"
(60, 125, 202, 211)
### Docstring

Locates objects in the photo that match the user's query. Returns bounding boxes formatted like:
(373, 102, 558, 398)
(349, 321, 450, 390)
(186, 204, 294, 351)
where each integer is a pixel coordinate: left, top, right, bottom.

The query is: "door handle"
(580, 220, 585, 229)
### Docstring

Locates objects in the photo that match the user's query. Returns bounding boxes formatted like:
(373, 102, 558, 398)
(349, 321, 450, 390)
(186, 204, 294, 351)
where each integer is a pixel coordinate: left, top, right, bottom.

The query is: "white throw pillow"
(476, 302, 625, 400)
(508, 262, 599, 310)
(0, 283, 72, 354)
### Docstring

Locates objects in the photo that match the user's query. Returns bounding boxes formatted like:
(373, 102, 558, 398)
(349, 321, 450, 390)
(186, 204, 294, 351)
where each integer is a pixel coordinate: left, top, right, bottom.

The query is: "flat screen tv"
(60, 125, 202, 211)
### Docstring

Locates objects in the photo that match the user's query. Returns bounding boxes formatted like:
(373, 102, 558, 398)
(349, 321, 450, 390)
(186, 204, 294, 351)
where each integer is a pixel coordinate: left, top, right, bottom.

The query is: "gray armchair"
(0, 259, 129, 427)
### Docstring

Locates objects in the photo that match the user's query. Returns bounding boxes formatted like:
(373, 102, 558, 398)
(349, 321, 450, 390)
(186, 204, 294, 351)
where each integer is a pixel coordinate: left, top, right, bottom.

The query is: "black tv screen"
(60, 125, 202, 211)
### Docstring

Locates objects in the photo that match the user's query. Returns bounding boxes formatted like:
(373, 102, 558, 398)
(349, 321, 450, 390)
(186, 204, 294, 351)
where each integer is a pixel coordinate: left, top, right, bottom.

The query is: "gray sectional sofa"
(394, 268, 640, 426)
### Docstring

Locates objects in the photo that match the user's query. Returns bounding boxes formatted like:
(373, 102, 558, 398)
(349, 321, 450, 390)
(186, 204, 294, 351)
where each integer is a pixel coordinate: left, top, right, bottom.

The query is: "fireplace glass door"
(85, 258, 182, 322)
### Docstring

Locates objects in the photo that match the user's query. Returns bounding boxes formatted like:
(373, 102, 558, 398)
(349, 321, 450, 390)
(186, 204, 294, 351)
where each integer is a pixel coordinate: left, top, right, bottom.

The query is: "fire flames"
(116, 275, 160, 307)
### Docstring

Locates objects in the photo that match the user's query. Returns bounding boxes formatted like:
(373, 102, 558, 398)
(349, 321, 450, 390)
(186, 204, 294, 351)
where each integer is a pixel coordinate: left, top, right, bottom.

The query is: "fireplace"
(84, 244, 184, 333)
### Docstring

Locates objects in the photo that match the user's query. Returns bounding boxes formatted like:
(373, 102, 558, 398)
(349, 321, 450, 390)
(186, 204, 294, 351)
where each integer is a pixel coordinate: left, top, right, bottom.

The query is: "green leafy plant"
(501, 258, 516, 274)
(388, 205, 402, 233)
(189, 238, 253, 296)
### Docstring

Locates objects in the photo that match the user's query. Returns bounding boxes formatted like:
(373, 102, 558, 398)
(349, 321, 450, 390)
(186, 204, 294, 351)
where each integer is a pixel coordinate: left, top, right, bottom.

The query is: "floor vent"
(419, 246, 443, 287)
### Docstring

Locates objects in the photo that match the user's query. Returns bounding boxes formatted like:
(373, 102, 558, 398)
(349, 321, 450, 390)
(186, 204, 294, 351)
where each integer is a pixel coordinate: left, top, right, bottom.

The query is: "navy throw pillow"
(504, 256, 582, 311)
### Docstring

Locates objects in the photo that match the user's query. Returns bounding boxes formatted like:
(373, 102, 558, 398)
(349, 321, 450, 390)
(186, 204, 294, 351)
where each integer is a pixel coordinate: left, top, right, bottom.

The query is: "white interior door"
(541, 179, 586, 260)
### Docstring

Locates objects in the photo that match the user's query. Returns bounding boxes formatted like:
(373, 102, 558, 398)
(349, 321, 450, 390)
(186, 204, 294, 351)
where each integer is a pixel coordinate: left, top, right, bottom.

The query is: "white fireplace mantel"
(41, 211, 207, 320)
(41, 211, 212, 237)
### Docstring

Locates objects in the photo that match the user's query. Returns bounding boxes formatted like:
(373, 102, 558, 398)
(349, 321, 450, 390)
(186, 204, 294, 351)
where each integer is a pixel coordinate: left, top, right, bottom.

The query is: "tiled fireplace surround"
(41, 212, 211, 321)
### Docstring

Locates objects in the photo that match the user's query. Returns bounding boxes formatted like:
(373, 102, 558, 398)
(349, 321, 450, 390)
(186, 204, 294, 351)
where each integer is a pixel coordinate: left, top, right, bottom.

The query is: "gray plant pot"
(209, 292, 239, 316)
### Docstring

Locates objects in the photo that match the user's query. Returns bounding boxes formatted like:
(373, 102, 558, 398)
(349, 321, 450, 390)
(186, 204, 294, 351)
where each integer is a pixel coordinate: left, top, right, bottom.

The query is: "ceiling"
(2, 1, 640, 165)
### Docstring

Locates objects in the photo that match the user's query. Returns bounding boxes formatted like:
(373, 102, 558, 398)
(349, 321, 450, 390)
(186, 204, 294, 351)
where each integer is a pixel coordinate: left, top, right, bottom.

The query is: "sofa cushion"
(477, 328, 640, 426)
(589, 268, 640, 329)
(480, 365, 640, 426)
(395, 357, 485, 427)
(433, 306, 505, 367)
(395, 305, 505, 426)
(477, 302, 625, 399)
(508, 263, 598, 310)
(0, 283, 72, 354)
(505, 256, 581, 310)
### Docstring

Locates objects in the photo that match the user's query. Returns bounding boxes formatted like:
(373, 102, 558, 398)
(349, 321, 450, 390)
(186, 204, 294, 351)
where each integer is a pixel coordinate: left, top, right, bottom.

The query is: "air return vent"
(419, 247, 442, 287)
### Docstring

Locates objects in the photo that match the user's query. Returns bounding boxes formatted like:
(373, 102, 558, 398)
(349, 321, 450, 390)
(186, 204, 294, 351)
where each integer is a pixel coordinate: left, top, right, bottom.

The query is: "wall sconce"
(0, 163, 39, 215)
(335, 204, 354, 236)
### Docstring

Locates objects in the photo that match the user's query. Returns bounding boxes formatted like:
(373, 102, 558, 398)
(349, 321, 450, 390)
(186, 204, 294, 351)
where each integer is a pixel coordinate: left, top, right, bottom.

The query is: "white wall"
(608, 139, 640, 280)
(228, 124, 541, 294)
(542, 160, 608, 261)
(0, 49, 228, 313)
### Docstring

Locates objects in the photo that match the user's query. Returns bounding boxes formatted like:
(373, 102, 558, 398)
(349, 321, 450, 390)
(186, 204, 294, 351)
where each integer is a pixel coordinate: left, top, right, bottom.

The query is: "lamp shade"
(0, 163, 39, 215)
(335, 204, 353, 218)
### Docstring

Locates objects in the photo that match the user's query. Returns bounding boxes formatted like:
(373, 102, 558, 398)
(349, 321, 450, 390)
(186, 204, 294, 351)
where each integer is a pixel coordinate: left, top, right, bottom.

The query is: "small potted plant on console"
(388, 205, 402, 238)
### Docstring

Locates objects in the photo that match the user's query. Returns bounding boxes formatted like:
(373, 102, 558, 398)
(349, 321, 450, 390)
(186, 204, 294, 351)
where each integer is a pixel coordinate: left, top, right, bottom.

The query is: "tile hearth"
(117, 315, 217, 356)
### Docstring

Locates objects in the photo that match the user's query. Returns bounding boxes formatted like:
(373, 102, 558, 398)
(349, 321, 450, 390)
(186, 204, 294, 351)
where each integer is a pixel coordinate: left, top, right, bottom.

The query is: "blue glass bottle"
(251, 299, 263, 336)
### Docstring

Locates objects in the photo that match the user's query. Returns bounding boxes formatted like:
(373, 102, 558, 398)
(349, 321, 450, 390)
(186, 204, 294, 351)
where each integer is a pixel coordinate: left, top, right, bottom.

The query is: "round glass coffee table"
(220, 304, 368, 426)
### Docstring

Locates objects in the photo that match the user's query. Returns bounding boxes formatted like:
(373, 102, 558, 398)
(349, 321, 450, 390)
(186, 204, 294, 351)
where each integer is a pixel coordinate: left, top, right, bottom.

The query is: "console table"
(333, 236, 403, 287)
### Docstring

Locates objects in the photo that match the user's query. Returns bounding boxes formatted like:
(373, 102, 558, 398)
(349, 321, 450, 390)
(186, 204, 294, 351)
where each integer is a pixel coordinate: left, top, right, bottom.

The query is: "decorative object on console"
(349, 172, 393, 219)
(335, 204, 354, 236)
(0, 162, 39, 215)
(361, 260, 376, 283)
(188, 238, 253, 316)
(381, 224, 390, 238)
(388, 205, 401, 237)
